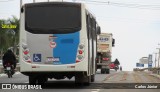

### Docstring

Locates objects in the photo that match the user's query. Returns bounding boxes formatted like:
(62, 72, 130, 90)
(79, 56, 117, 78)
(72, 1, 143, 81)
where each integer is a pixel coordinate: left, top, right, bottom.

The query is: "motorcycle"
(115, 66, 119, 71)
(4, 63, 14, 78)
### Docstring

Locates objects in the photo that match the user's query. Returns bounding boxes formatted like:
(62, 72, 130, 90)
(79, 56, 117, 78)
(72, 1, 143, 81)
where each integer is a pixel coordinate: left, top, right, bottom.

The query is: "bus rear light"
(77, 55, 83, 60)
(26, 60, 31, 63)
(79, 44, 84, 49)
(23, 49, 29, 55)
(22, 44, 28, 50)
(79, 50, 83, 54)
(32, 66, 36, 68)
(23, 55, 30, 60)
(76, 60, 80, 63)
(22, 43, 31, 63)
(76, 44, 85, 63)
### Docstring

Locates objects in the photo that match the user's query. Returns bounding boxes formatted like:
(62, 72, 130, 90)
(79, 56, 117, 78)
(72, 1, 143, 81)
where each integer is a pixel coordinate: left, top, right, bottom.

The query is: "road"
(0, 70, 160, 92)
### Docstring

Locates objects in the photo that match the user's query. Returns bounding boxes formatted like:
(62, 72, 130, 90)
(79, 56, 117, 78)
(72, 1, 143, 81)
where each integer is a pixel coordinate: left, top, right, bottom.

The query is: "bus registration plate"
(7, 67, 11, 70)
(47, 57, 60, 62)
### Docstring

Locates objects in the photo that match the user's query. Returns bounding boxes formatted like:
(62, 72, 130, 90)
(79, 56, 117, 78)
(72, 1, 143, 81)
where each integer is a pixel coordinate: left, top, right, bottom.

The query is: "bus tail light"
(79, 50, 83, 54)
(23, 49, 29, 55)
(76, 44, 84, 63)
(22, 44, 31, 63)
(76, 60, 80, 63)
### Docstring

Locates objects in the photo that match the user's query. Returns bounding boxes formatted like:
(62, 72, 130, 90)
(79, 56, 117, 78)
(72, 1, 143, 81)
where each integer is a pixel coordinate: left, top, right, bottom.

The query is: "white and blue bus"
(19, 2, 100, 84)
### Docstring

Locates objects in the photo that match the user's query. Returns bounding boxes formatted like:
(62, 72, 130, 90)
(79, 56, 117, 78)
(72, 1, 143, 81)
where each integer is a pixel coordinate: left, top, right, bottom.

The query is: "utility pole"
(154, 53, 157, 68)
(157, 44, 160, 68)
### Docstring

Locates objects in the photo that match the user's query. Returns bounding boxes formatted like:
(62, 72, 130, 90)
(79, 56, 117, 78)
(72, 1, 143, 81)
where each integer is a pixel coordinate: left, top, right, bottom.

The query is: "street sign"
(33, 54, 41, 62)
(148, 54, 152, 68)
(148, 63, 152, 68)
(141, 64, 144, 67)
(136, 63, 144, 67)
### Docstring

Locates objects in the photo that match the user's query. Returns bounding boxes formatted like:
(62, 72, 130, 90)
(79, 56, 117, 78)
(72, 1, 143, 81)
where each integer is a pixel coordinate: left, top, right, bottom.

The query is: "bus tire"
(75, 73, 91, 86)
(91, 75, 95, 82)
(101, 68, 105, 74)
(106, 69, 110, 74)
(75, 73, 83, 85)
(84, 75, 91, 86)
(37, 77, 47, 85)
(29, 76, 37, 85)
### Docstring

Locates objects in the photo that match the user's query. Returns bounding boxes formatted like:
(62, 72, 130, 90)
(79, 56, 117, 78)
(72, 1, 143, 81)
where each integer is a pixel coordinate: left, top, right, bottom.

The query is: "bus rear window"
(25, 2, 81, 34)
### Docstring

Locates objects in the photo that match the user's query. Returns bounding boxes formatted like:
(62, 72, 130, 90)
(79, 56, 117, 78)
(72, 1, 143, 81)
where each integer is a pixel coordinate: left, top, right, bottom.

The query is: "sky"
(0, 0, 160, 71)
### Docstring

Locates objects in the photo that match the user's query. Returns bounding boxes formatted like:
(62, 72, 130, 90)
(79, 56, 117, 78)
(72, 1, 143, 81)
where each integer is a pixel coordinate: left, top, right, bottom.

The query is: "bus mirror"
(112, 38, 115, 47)
(97, 26, 101, 35)
(21, 6, 24, 13)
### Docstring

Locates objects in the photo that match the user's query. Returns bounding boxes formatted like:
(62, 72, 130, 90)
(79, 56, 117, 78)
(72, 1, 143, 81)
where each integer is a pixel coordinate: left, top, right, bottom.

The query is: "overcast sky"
(0, 0, 160, 71)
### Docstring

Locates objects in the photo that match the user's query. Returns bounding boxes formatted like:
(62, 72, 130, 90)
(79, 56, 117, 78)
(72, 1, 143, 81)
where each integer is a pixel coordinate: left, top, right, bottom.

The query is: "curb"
(150, 74, 160, 79)
(143, 71, 160, 79)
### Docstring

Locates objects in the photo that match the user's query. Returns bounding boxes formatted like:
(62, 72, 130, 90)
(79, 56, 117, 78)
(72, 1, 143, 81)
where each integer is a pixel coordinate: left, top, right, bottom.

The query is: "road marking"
(133, 72, 142, 83)
(120, 72, 128, 81)
(144, 73, 159, 83)
(15, 72, 21, 74)
(0, 74, 6, 77)
(0, 72, 21, 77)
(103, 72, 119, 81)
(91, 89, 100, 92)
(24, 82, 29, 83)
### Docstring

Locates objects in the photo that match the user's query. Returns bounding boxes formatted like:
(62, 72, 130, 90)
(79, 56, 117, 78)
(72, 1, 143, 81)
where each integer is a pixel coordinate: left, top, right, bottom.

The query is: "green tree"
(0, 16, 19, 59)
(7, 16, 19, 54)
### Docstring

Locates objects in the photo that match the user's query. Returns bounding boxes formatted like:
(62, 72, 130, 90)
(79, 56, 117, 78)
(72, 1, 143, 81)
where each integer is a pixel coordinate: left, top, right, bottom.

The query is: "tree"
(0, 16, 19, 59)
(0, 19, 8, 59)
(7, 16, 19, 54)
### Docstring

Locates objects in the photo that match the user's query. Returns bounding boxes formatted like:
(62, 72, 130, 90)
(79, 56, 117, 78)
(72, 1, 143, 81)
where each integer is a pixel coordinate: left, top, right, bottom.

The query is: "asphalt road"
(0, 70, 160, 92)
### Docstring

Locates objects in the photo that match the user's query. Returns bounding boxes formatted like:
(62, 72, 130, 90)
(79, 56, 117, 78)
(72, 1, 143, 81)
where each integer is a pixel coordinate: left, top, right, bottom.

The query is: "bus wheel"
(101, 68, 105, 74)
(37, 77, 47, 85)
(91, 75, 95, 82)
(106, 69, 110, 74)
(83, 75, 91, 86)
(29, 76, 37, 85)
(75, 73, 83, 85)
(75, 73, 91, 86)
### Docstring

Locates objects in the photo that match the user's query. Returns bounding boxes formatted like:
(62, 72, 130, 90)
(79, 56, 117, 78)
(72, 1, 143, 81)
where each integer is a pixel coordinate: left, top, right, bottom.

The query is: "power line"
(76, 0, 160, 10)
(0, 0, 15, 2)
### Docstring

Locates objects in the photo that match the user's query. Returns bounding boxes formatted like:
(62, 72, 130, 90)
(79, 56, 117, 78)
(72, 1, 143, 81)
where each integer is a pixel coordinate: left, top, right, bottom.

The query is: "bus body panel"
(19, 11, 32, 72)
(53, 32, 79, 65)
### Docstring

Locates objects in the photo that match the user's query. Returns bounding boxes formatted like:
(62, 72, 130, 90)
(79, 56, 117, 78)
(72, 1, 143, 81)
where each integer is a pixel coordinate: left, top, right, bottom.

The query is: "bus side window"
(86, 14, 91, 39)
(92, 18, 96, 40)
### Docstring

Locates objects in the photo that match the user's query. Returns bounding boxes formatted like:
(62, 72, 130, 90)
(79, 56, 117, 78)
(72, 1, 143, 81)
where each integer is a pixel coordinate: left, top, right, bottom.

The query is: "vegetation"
(0, 16, 19, 59)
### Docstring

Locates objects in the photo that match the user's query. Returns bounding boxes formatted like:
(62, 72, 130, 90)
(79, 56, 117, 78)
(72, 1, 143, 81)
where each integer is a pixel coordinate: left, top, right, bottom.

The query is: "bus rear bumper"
(20, 62, 88, 72)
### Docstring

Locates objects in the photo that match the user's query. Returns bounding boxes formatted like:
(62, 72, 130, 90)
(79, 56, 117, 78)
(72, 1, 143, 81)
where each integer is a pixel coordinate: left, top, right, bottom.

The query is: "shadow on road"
(41, 81, 94, 89)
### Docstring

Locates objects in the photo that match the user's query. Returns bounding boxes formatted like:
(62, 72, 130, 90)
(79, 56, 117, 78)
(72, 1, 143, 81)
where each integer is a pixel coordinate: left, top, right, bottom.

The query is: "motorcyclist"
(2, 49, 17, 70)
(120, 66, 122, 71)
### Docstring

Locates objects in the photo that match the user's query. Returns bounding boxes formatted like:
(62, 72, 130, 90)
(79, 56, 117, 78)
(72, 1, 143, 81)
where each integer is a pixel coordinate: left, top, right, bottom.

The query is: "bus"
(19, 2, 100, 85)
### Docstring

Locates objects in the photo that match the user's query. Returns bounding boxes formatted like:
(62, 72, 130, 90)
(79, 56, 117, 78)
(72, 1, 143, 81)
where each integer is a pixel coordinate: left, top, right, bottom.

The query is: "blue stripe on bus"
(53, 31, 80, 64)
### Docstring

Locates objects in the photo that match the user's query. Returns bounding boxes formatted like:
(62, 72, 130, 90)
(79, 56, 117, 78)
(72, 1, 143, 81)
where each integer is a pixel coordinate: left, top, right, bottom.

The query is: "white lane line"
(24, 82, 29, 83)
(0, 72, 21, 77)
(15, 72, 21, 74)
(0, 74, 6, 77)
(91, 89, 100, 92)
